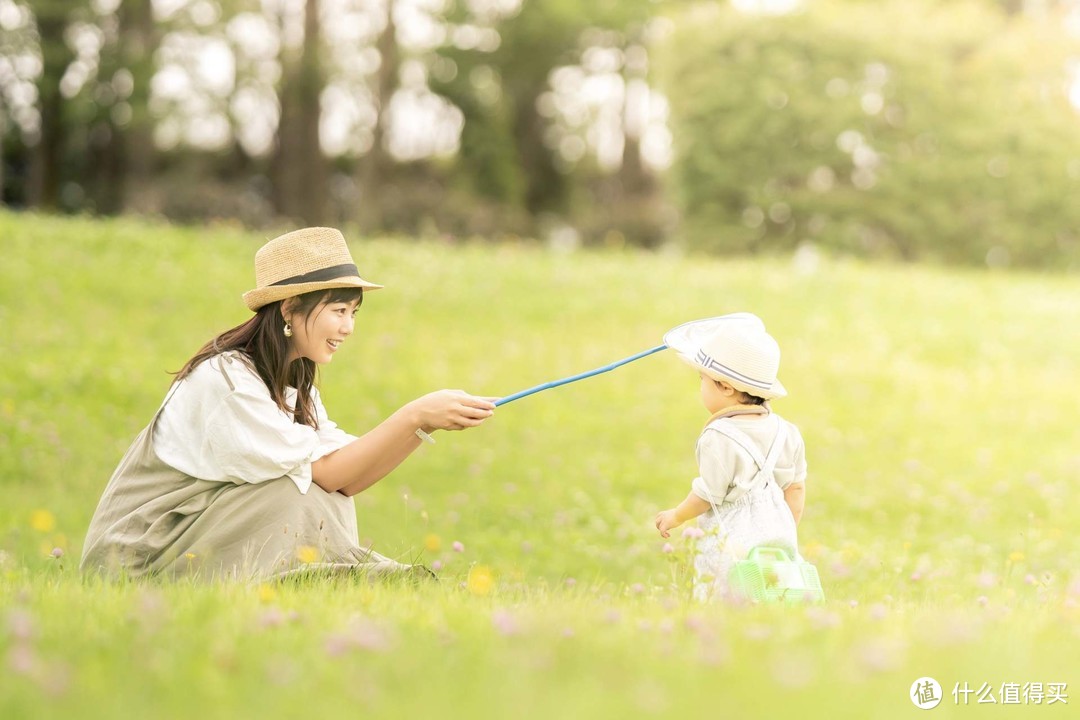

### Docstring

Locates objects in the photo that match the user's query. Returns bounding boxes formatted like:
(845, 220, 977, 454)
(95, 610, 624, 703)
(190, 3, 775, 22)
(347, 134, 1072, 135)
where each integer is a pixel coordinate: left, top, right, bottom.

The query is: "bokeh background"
(3, 0, 1080, 266)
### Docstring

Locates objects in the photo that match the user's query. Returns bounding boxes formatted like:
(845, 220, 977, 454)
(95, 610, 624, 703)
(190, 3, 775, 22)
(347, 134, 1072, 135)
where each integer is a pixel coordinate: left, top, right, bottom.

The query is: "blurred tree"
(354, 0, 398, 233)
(487, 0, 578, 218)
(271, 0, 327, 225)
(577, 23, 668, 247)
(614, 27, 653, 205)
(658, 0, 1080, 268)
(88, 0, 158, 214)
(6, 0, 164, 214)
(0, 72, 6, 201)
(0, 2, 32, 203)
(432, 0, 660, 239)
(24, 0, 80, 209)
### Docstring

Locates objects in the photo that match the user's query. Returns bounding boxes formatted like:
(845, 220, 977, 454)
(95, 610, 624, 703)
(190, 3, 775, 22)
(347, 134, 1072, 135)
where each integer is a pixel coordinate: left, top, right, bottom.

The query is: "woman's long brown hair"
(174, 287, 364, 428)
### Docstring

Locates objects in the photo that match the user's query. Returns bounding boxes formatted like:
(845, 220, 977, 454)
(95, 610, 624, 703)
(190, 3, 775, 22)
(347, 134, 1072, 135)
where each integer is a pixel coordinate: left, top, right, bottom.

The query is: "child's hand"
(655, 509, 682, 538)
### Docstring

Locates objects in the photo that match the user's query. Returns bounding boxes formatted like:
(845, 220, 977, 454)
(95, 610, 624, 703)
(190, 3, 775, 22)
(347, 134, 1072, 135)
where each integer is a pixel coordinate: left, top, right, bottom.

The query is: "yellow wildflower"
(424, 534, 442, 552)
(30, 509, 55, 533)
(257, 584, 277, 603)
(296, 545, 319, 564)
(1008, 551, 1025, 563)
(802, 540, 824, 560)
(467, 565, 495, 596)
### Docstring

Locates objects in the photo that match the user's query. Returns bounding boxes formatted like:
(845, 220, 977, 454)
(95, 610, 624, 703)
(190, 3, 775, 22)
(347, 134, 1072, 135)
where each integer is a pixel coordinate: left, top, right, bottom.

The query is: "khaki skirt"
(81, 382, 417, 582)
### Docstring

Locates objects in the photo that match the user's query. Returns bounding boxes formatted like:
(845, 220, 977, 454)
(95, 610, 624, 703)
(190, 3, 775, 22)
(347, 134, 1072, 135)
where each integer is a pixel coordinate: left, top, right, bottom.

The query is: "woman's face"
(286, 298, 361, 364)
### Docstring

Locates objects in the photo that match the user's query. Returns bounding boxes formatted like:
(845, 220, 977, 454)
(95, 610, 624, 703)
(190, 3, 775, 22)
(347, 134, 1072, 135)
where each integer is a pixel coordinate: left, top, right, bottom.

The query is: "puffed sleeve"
(795, 437, 807, 484)
(205, 386, 325, 495)
(773, 421, 807, 490)
(690, 430, 735, 506)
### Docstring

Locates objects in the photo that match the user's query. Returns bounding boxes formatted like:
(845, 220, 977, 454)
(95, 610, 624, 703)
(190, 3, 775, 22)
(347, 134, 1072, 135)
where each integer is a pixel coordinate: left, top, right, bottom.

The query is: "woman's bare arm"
(312, 390, 495, 496)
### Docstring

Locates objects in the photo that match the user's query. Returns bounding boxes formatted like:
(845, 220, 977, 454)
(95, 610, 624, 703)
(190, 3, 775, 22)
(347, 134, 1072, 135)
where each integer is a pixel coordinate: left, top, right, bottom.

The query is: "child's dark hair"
(714, 378, 767, 406)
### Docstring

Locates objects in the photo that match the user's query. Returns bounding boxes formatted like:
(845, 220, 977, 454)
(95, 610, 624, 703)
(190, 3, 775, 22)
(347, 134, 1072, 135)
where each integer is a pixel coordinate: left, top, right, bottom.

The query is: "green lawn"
(2, 211, 1079, 718)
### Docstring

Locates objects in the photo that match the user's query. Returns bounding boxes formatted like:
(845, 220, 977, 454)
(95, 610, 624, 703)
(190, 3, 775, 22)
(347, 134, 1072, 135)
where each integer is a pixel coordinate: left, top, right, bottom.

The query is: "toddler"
(654, 313, 806, 601)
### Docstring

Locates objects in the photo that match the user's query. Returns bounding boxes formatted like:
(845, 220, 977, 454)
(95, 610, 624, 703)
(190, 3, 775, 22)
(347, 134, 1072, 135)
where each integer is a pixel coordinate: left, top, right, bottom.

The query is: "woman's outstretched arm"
(312, 390, 495, 496)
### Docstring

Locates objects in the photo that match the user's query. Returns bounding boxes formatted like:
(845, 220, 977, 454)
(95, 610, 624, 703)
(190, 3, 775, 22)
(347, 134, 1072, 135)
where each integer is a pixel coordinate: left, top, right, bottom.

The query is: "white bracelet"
(415, 428, 436, 445)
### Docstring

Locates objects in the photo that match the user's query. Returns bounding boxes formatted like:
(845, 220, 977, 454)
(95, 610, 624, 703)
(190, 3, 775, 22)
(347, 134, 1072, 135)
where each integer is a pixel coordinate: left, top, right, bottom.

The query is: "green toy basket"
(728, 546, 826, 604)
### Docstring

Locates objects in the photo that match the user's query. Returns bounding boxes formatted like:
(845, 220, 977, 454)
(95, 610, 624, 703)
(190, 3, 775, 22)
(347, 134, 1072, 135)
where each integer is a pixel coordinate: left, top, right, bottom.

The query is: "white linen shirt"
(153, 352, 358, 494)
(690, 413, 807, 506)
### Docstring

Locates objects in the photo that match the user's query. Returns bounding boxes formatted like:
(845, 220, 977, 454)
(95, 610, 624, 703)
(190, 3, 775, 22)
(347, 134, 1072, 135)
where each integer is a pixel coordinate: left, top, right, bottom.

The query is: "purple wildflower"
(492, 610, 518, 636)
(7, 645, 36, 675)
(258, 608, 286, 629)
(7, 610, 34, 641)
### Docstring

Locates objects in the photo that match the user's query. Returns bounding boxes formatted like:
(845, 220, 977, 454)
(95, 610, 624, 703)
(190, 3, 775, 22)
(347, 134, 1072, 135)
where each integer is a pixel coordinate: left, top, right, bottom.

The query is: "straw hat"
(663, 313, 787, 399)
(242, 227, 383, 311)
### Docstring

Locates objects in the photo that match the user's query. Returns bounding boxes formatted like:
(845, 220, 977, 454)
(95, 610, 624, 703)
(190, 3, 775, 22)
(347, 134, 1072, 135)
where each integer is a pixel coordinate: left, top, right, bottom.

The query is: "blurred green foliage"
(658, 0, 1080, 268)
(7, 0, 1080, 268)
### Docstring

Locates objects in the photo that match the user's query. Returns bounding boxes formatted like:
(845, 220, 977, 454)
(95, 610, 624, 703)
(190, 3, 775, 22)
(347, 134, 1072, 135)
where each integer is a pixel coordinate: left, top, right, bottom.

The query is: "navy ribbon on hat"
(696, 349, 772, 390)
(270, 263, 360, 286)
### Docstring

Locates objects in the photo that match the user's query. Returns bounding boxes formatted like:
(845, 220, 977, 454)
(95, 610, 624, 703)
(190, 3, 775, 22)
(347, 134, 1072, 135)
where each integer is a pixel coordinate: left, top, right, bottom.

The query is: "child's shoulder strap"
(705, 417, 787, 474)
(761, 420, 788, 475)
(705, 419, 767, 468)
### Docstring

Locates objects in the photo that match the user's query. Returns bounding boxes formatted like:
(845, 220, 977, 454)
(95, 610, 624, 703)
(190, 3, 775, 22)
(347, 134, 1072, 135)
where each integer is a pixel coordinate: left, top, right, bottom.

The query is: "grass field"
(2, 210, 1080, 718)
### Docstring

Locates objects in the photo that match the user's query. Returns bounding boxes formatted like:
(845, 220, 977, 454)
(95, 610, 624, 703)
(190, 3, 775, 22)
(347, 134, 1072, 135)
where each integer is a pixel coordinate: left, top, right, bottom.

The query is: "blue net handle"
(494, 345, 668, 407)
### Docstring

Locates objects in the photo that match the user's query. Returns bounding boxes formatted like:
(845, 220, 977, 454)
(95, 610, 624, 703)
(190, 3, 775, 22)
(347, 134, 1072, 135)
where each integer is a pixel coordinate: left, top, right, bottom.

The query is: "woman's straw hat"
(242, 227, 383, 311)
(663, 313, 787, 399)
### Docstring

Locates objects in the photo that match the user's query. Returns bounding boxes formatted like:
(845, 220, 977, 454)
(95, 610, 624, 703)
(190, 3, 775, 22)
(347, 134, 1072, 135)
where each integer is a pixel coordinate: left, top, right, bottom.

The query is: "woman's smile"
(287, 298, 360, 364)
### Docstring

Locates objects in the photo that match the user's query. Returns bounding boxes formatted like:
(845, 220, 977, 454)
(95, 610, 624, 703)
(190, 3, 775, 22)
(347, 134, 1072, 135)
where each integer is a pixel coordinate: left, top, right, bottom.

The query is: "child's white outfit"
(691, 410, 806, 601)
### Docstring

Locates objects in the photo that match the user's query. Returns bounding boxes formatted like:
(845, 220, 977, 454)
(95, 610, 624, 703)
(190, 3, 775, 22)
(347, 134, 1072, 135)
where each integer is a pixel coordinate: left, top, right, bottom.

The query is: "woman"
(81, 227, 495, 580)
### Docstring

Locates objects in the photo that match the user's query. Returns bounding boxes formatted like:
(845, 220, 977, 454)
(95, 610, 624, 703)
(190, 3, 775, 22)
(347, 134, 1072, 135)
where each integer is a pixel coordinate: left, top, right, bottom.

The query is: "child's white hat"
(663, 313, 787, 399)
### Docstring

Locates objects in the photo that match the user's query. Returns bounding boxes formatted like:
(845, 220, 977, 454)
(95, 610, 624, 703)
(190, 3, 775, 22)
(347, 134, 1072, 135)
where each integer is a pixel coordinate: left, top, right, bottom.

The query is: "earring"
(283, 321, 293, 338)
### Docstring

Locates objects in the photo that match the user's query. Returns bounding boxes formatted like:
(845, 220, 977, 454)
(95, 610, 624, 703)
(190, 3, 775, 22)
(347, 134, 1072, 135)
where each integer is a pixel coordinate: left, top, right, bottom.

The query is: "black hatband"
(270, 263, 360, 286)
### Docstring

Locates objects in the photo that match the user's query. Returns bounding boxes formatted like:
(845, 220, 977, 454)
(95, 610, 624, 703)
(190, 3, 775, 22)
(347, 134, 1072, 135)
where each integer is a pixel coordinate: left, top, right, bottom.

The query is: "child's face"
(699, 373, 729, 414)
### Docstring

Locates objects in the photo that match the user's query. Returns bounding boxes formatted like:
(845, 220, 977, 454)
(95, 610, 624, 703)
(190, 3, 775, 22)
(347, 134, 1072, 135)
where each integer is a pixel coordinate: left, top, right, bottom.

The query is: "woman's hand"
(409, 390, 497, 432)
